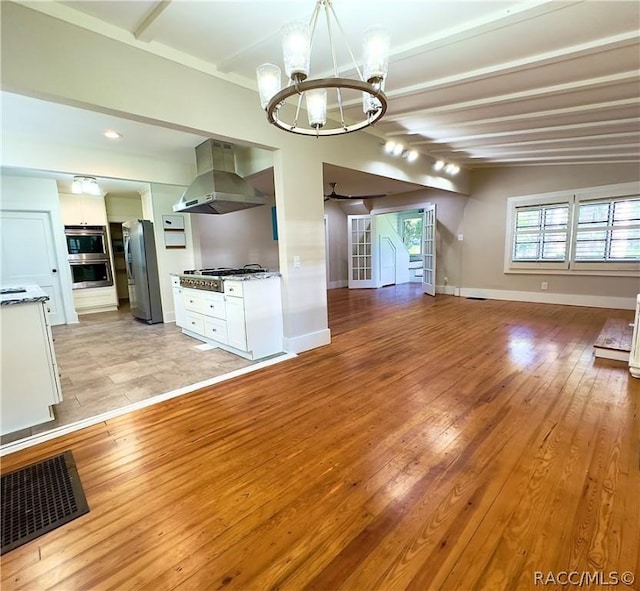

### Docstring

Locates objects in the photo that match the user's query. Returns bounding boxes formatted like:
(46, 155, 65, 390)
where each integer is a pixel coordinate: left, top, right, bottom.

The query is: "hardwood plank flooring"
(1, 285, 638, 591)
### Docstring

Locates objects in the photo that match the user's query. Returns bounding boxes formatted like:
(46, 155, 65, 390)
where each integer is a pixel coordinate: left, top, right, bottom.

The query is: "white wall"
(105, 192, 143, 223)
(196, 203, 279, 271)
(141, 184, 195, 323)
(0, 174, 78, 323)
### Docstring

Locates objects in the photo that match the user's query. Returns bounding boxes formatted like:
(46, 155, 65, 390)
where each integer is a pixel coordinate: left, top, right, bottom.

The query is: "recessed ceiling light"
(104, 130, 122, 140)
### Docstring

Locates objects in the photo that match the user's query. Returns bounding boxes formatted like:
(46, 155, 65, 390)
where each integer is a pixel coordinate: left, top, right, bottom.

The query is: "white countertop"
(0, 284, 50, 306)
(176, 272, 281, 281)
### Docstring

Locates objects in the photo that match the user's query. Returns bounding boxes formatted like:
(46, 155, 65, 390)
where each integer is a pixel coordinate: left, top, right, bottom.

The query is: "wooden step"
(594, 318, 634, 361)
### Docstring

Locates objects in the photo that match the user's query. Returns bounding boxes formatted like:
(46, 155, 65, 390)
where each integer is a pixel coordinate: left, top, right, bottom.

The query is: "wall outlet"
(293, 255, 301, 268)
(541, 281, 549, 290)
(444, 276, 449, 285)
(457, 234, 464, 241)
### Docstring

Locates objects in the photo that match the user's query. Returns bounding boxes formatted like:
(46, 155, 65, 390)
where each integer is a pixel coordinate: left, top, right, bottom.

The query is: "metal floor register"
(1, 451, 90, 555)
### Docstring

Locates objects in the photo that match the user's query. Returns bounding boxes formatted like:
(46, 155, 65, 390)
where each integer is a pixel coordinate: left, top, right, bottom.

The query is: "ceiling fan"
(324, 182, 388, 201)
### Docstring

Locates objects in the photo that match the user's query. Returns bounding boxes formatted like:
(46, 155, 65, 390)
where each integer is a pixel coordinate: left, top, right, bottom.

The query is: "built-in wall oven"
(64, 226, 113, 289)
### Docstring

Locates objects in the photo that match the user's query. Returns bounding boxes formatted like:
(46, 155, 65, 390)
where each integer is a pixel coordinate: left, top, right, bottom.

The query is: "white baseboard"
(459, 287, 635, 310)
(164, 311, 176, 323)
(436, 285, 459, 296)
(284, 328, 331, 353)
(76, 305, 118, 315)
(328, 280, 348, 289)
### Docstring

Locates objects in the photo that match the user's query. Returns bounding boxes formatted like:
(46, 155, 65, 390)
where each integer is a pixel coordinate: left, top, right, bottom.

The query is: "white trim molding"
(459, 287, 635, 310)
(436, 284, 460, 296)
(284, 328, 331, 353)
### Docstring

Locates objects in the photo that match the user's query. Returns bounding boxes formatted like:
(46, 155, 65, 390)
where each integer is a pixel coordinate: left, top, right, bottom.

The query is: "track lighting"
(434, 160, 459, 175)
(384, 142, 419, 163)
(404, 150, 419, 162)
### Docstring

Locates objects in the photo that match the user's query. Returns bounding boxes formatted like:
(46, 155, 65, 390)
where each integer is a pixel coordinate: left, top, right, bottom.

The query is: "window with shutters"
(505, 182, 639, 276)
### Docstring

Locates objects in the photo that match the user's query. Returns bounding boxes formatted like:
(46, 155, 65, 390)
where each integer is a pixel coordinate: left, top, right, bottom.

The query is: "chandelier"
(256, 0, 389, 136)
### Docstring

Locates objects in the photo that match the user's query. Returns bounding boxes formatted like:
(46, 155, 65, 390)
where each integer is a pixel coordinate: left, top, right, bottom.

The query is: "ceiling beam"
(383, 72, 639, 122)
(133, 1, 173, 42)
(409, 118, 640, 145)
(383, 97, 640, 136)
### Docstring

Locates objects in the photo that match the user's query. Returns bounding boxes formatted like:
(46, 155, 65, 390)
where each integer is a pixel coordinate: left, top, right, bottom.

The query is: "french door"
(347, 215, 378, 288)
(422, 203, 437, 296)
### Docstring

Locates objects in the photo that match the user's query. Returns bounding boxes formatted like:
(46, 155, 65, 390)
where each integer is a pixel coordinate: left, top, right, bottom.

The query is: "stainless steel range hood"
(173, 140, 266, 215)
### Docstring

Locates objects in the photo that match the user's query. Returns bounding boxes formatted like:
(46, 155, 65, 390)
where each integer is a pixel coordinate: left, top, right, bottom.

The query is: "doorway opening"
(347, 203, 436, 295)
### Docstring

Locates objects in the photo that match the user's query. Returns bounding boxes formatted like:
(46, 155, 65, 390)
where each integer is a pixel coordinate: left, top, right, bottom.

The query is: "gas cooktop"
(183, 266, 265, 277)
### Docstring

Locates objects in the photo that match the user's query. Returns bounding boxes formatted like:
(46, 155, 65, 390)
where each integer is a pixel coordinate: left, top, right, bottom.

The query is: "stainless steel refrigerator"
(123, 219, 163, 324)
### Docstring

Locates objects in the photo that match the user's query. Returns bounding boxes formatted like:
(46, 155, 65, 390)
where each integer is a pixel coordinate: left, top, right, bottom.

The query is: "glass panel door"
(422, 204, 436, 296)
(347, 215, 378, 288)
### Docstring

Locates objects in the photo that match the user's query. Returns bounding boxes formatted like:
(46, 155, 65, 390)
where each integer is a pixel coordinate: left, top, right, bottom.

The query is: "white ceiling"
(3, 0, 639, 194)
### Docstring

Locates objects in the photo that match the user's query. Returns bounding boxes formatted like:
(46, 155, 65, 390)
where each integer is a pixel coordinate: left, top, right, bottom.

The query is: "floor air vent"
(1, 451, 89, 555)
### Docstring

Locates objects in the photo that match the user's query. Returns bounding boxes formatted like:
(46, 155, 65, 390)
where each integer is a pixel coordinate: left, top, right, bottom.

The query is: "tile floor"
(1, 304, 254, 445)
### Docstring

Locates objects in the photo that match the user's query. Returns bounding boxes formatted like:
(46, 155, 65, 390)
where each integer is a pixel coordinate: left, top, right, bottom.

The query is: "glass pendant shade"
(86, 179, 101, 195)
(72, 176, 100, 195)
(305, 88, 327, 128)
(362, 92, 382, 115)
(362, 26, 390, 84)
(282, 21, 311, 81)
(256, 64, 282, 109)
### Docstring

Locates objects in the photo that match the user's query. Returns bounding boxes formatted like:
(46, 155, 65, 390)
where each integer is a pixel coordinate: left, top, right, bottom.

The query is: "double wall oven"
(64, 225, 113, 289)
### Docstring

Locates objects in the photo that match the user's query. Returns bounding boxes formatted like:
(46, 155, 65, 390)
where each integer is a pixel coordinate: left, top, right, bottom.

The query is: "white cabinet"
(180, 277, 283, 360)
(59, 193, 108, 226)
(73, 287, 118, 314)
(225, 295, 247, 351)
(171, 275, 186, 328)
(630, 294, 640, 379)
(224, 278, 283, 360)
(1, 299, 62, 435)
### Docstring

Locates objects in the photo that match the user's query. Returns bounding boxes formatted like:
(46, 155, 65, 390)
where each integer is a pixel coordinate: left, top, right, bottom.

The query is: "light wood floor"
(2, 286, 638, 590)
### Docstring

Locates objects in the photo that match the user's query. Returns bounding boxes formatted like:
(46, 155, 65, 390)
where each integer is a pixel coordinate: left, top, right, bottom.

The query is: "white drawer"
(183, 290, 203, 313)
(184, 312, 204, 335)
(202, 292, 226, 320)
(224, 281, 243, 297)
(204, 317, 228, 344)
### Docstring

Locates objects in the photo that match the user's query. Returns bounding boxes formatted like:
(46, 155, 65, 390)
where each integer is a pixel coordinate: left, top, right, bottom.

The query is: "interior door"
(347, 215, 378, 288)
(0, 211, 65, 325)
(422, 204, 437, 296)
(380, 237, 396, 286)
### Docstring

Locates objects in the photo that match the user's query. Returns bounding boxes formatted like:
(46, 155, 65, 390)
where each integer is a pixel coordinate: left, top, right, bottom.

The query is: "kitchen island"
(1, 284, 63, 435)
(173, 271, 284, 361)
